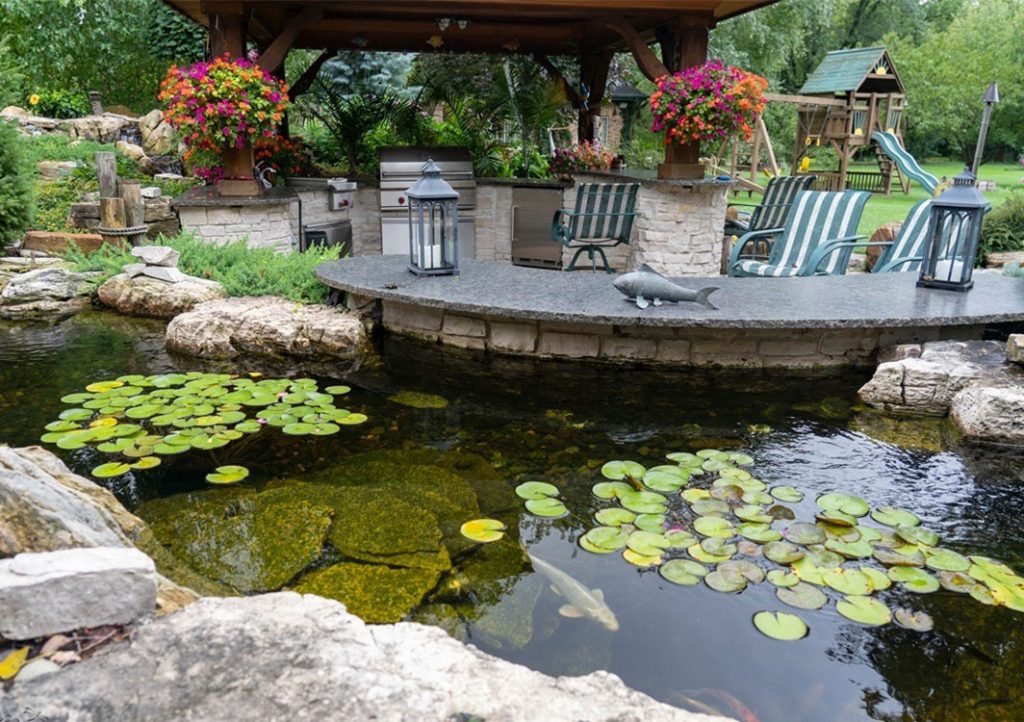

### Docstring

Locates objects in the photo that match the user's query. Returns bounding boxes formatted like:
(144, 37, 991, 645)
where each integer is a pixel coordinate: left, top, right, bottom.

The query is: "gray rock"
(154, 172, 185, 181)
(877, 343, 922, 363)
(98, 273, 226, 319)
(0, 547, 157, 639)
(37, 160, 78, 180)
(139, 266, 187, 284)
(859, 340, 1020, 415)
(166, 296, 370, 365)
(15, 658, 61, 682)
(0, 267, 94, 303)
(140, 186, 162, 199)
(950, 385, 1024, 445)
(1006, 334, 1024, 365)
(1, 593, 718, 722)
(130, 245, 179, 268)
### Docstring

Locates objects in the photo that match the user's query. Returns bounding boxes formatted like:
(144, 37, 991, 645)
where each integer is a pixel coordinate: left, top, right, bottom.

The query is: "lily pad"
(871, 505, 920, 528)
(770, 486, 804, 503)
(667, 451, 701, 466)
(338, 413, 368, 425)
(688, 543, 733, 564)
(623, 549, 662, 567)
(836, 595, 892, 626)
(753, 611, 808, 641)
(923, 547, 970, 572)
(130, 456, 161, 470)
(718, 559, 765, 583)
(642, 465, 688, 491)
(888, 566, 939, 593)
(824, 538, 874, 559)
(592, 481, 632, 499)
(388, 390, 449, 409)
(205, 465, 250, 485)
(594, 508, 636, 527)
(460, 519, 506, 543)
(735, 505, 774, 524)
(817, 492, 869, 517)
(601, 460, 646, 481)
(938, 570, 977, 593)
(524, 498, 568, 518)
(626, 530, 671, 557)
(764, 541, 805, 565)
(738, 522, 782, 543)
(690, 498, 731, 516)
(92, 461, 131, 478)
(681, 488, 711, 503)
(515, 481, 560, 500)
(894, 608, 934, 632)
(659, 559, 708, 586)
(823, 568, 872, 596)
(325, 385, 351, 395)
(790, 557, 825, 586)
(861, 566, 892, 591)
(634, 514, 666, 533)
(896, 525, 939, 547)
(874, 546, 925, 567)
(582, 526, 629, 552)
(784, 522, 826, 546)
(282, 422, 316, 436)
(619, 489, 668, 514)
(705, 568, 747, 593)
(694, 516, 735, 539)
(767, 570, 801, 587)
(777, 582, 828, 610)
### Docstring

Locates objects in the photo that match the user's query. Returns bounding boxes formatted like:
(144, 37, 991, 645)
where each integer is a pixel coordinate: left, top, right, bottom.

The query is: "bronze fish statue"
(613, 264, 718, 310)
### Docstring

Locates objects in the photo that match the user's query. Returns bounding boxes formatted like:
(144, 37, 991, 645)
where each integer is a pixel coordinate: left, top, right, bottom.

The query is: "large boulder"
(0, 267, 97, 320)
(20, 230, 106, 256)
(0, 547, 157, 640)
(65, 113, 137, 144)
(0, 593, 718, 722)
(950, 385, 1024, 445)
(97, 273, 226, 319)
(1007, 334, 1024, 366)
(140, 111, 178, 156)
(165, 296, 370, 365)
(38, 159, 79, 180)
(858, 340, 1019, 415)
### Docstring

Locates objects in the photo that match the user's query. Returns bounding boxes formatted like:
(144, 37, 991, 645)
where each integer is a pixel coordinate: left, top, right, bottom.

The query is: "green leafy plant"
(0, 120, 34, 243)
(981, 189, 1024, 260)
(0, 34, 26, 108)
(28, 88, 90, 119)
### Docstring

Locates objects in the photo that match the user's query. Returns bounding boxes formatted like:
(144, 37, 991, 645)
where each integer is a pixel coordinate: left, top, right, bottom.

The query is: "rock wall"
(176, 203, 294, 252)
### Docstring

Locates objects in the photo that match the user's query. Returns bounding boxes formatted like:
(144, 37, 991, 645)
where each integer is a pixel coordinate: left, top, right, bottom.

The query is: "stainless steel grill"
(379, 146, 476, 257)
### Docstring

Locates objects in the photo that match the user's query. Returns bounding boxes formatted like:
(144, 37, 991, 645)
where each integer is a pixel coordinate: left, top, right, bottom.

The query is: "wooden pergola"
(163, 0, 777, 180)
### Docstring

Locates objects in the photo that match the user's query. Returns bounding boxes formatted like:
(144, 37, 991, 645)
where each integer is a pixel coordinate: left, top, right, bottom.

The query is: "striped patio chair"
(728, 189, 871, 277)
(552, 182, 640, 272)
(724, 175, 816, 241)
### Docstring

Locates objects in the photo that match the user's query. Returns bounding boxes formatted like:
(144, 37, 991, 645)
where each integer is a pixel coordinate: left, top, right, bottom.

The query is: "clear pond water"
(3, 312, 1024, 722)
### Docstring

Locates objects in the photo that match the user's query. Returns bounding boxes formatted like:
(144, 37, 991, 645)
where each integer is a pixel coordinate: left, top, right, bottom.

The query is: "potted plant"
(549, 141, 615, 179)
(159, 54, 289, 196)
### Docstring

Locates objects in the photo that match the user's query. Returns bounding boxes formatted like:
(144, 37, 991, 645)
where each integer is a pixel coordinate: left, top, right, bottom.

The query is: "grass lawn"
(730, 160, 1023, 238)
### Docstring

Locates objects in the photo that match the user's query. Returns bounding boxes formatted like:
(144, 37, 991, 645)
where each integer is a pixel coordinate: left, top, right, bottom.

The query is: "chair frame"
(552, 183, 640, 273)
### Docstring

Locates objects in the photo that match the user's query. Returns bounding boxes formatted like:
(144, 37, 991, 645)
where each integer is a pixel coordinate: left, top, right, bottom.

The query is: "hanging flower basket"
(650, 60, 767, 146)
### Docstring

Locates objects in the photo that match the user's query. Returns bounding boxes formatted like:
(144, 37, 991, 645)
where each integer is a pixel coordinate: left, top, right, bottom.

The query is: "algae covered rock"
(137, 487, 332, 593)
(388, 390, 450, 409)
(467, 573, 544, 651)
(294, 562, 441, 623)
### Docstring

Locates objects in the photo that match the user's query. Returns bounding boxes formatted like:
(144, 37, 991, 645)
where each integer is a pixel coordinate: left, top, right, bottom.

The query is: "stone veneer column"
(176, 203, 295, 253)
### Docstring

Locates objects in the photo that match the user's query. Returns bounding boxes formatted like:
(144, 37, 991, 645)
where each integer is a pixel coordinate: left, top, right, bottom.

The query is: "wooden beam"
(606, 17, 667, 82)
(289, 49, 335, 100)
(209, 12, 245, 58)
(578, 49, 613, 143)
(257, 5, 324, 71)
(764, 92, 846, 108)
(533, 54, 582, 108)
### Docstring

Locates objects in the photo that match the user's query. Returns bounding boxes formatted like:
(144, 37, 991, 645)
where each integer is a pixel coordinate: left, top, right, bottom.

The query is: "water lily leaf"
(896, 525, 939, 547)
(580, 535, 617, 554)
(767, 570, 800, 587)
(282, 422, 317, 436)
(688, 542, 733, 564)
(817, 492, 869, 517)
(923, 547, 970, 572)
(130, 456, 161, 470)
(727, 452, 755, 466)
(594, 508, 636, 527)
(643, 465, 688, 491)
(743, 490, 773, 506)
(325, 385, 352, 395)
(592, 481, 632, 499)
(515, 481, 560, 500)
(938, 570, 977, 593)
(825, 539, 874, 559)
(310, 422, 340, 436)
(790, 557, 825, 586)
(338, 413, 368, 425)
(86, 380, 124, 393)
(815, 510, 857, 527)
(753, 611, 807, 641)
(192, 415, 223, 427)
(710, 484, 744, 501)
(784, 522, 826, 546)
(823, 568, 872, 596)
(696, 449, 729, 461)
(45, 419, 82, 432)
(777, 581, 828, 610)
(681, 488, 710, 503)
(764, 541, 805, 565)
(718, 559, 764, 583)
(659, 559, 708, 585)
(803, 547, 844, 568)
(666, 529, 696, 548)
(694, 516, 735, 539)
(460, 519, 505, 543)
(634, 514, 666, 533)
(601, 460, 647, 481)
(92, 462, 132, 478)
(109, 423, 142, 438)
(60, 392, 93, 404)
(718, 467, 752, 481)
(234, 420, 263, 434)
(737, 540, 764, 557)
(837, 595, 892, 626)
(735, 505, 773, 524)
(188, 434, 229, 450)
(153, 442, 191, 455)
(894, 608, 934, 632)
(690, 498, 731, 516)
(888, 566, 939, 593)
(623, 549, 662, 567)
(702, 459, 733, 473)
(524, 498, 567, 518)
(205, 465, 250, 485)
(125, 404, 165, 420)
(667, 451, 701, 466)
(583, 526, 629, 551)
(619, 489, 668, 514)
(705, 569, 746, 593)
(770, 486, 804, 503)
(738, 522, 782, 543)
(861, 566, 892, 591)
(262, 411, 301, 427)
(874, 546, 925, 567)
(626, 530, 671, 557)
(871, 505, 921, 528)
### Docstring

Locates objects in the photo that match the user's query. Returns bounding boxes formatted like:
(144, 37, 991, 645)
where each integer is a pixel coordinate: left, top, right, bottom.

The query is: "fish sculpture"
(613, 264, 718, 310)
(528, 552, 619, 631)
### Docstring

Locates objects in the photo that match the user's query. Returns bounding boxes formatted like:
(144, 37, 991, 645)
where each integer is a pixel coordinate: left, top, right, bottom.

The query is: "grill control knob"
(398, 196, 406, 205)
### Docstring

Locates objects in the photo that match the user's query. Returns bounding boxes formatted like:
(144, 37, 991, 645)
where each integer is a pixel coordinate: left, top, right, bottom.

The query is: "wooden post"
(119, 179, 146, 246)
(100, 198, 127, 247)
(577, 51, 613, 144)
(657, 17, 710, 179)
(209, 11, 245, 58)
(96, 152, 118, 199)
(749, 124, 761, 185)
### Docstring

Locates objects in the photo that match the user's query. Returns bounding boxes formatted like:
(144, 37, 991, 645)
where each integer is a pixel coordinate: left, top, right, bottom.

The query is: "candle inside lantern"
(933, 259, 965, 281)
(413, 243, 443, 268)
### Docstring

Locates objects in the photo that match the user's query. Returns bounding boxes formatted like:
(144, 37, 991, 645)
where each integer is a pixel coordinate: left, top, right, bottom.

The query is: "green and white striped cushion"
(877, 199, 933, 272)
(766, 189, 870, 274)
(571, 183, 640, 242)
(749, 175, 815, 231)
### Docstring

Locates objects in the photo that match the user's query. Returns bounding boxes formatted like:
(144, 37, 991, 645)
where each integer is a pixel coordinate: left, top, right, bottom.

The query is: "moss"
(294, 562, 441, 623)
(137, 488, 332, 593)
(464, 574, 543, 651)
(848, 412, 948, 452)
(408, 602, 469, 642)
(435, 538, 529, 608)
(388, 390, 450, 409)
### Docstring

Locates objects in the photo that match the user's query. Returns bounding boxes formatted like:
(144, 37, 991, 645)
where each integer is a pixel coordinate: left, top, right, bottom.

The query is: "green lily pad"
(705, 568, 747, 593)
(310, 422, 340, 436)
(45, 419, 81, 432)
(764, 541, 805, 565)
(823, 567, 872, 596)
(770, 485, 804, 503)
(690, 498, 731, 516)
(871, 505, 920, 528)
(153, 442, 191, 455)
(718, 559, 765, 583)
(743, 490, 773, 506)
(60, 392, 93, 404)
(642, 465, 688, 491)
(666, 529, 696, 548)
(659, 559, 707, 586)
(874, 546, 925, 567)
(338, 413, 368, 425)
(710, 484, 744, 502)
(460, 519, 506, 543)
(894, 608, 934, 632)
(737, 540, 764, 557)
(59, 408, 94, 421)
(727, 452, 755, 466)
(92, 462, 132, 478)
(738, 522, 782, 543)
(325, 385, 351, 395)
(753, 611, 808, 641)
(601, 460, 646, 481)
(824, 538, 874, 559)
(234, 420, 263, 434)
(790, 557, 825, 585)
(817, 492, 869, 517)
(667, 451, 701, 466)
(803, 547, 844, 568)
(784, 522, 826, 546)
(735, 505, 773, 524)
(622, 549, 662, 567)
(634, 514, 666, 533)
(189, 434, 229, 450)
(688, 542, 733, 564)
(694, 516, 735, 539)
(130, 456, 161, 470)
(896, 525, 939, 547)
(777, 581, 828, 610)
(515, 481, 560, 500)
(861, 566, 892, 591)
(938, 570, 977, 593)
(594, 508, 636, 527)
(888, 566, 939, 593)
(923, 547, 970, 572)
(815, 510, 858, 527)
(619, 489, 668, 514)
(582, 526, 629, 552)
(592, 481, 632, 499)
(836, 595, 892, 626)
(205, 465, 250, 485)
(696, 449, 730, 461)
(681, 488, 711, 503)
(626, 530, 671, 557)
(524, 498, 568, 518)
(767, 570, 800, 587)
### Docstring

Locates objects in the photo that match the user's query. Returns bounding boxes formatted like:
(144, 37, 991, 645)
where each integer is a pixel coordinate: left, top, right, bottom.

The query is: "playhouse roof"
(799, 47, 903, 95)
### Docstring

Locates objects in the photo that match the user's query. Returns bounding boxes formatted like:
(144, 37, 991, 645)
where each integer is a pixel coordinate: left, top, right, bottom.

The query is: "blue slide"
(872, 131, 940, 195)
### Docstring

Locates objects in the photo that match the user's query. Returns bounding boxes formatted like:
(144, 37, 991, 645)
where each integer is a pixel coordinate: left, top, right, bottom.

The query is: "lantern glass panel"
(917, 168, 987, 291)
(406, 159, 460, 276)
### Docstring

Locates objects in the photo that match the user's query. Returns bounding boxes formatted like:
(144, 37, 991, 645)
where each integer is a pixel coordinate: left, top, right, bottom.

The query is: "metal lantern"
(406, 159, 460, 276)
(917, 168, 988, 292)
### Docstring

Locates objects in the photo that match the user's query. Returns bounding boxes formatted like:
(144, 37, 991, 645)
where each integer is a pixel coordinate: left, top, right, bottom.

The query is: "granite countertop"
(316, 256, 1024, 330)
(577, 169, 733, 188)
(172, 186, 299, 208)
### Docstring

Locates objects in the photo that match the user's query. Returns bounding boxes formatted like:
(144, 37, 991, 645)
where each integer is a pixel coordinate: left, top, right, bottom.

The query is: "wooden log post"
(577, 51, 613, 145)
(119, 179, 146, 247)
(656, 17, 711, 180)
(96, 152, 118, 199)
(100, 197, 128, 248)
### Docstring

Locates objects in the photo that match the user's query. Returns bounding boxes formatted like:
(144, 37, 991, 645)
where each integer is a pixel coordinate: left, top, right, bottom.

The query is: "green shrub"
(29, 89, 91, 119)
(981, 190, 1024, 259)
(0, 35, 26, 108)
(0, 120, 34, 242)
(64, 232, 344, 304)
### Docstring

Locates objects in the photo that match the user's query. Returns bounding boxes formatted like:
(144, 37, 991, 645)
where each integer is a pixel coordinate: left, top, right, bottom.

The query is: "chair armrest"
(803, 234, 867, 275)
(874, 255, 923, 273)
(727, 227, 786, 270)
(551, 209, 569, 243)
(727, 201, 761, 209)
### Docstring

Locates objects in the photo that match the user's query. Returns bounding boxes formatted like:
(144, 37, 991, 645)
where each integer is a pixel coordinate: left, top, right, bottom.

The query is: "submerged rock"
(388, 390, 450, 409)
(294, 563, 442, 624)
(0, 267, 96, 320)
(1, 593, 712, 721)
(950, 385, 1024, 445)
(97, 273, 226, 319)
(848, 412, 948, 452)
(467, 573, 543, 651)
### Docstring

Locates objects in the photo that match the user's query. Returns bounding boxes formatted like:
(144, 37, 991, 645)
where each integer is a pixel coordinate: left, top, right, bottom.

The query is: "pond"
(3, 312, 1023, 722)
